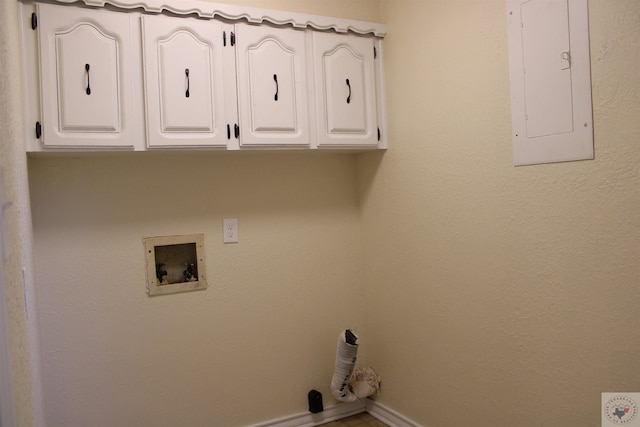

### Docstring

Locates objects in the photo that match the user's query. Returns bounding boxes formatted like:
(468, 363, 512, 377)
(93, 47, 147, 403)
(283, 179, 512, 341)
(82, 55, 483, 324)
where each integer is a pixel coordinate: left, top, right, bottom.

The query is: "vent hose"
(330, 329, 380, 402)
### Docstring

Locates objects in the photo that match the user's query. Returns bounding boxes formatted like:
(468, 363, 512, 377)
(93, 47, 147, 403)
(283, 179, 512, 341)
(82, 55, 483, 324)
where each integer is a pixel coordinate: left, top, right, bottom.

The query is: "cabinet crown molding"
(46, 0, 387, 37)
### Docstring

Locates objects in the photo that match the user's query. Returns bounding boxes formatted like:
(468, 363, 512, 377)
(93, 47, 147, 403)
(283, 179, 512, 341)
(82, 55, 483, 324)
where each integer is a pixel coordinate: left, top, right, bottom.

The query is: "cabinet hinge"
(374, 46, 377, 59)
(377, 127, 381, 141)
(35, 121, 42, 139)
(230, 32, 236, 47)
(223, 31, 226, 47)
(234, 123, 239, 139)
(31, 12, 37, 30)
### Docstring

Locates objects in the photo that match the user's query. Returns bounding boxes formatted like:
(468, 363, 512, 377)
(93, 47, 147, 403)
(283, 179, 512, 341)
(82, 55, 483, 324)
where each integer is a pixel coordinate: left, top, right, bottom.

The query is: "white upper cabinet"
(36, 3, 136, 148)
(235, 24, 310, 147)
(141, 15, 234, 148)
(21, 1, 386, 152)
(312, 31, 378, 147)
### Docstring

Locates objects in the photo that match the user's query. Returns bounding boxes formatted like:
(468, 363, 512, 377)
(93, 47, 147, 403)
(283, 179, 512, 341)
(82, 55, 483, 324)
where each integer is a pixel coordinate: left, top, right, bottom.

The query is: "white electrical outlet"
(223, 218, 238, 243)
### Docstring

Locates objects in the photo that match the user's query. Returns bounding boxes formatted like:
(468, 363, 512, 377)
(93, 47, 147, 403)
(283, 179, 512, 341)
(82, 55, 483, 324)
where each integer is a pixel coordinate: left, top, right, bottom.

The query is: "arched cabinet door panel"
(313, 31, 378, 147)
(235, 24, 310, 147)
(142, 14, 233, 148)
(37, 3, 135, 148)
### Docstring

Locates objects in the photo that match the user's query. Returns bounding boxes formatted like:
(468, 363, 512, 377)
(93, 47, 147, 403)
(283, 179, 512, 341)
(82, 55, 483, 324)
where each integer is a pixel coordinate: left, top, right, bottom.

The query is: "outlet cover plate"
(223, 218, 238, 243)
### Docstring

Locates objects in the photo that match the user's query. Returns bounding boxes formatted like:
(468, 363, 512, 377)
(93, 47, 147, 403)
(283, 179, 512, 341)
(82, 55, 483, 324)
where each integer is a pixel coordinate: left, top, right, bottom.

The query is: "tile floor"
(319, 412, 389, 427)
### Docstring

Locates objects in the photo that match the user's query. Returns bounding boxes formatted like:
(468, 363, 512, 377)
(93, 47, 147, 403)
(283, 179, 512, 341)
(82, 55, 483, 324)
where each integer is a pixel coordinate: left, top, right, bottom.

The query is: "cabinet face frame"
(19, 0, 386, 152)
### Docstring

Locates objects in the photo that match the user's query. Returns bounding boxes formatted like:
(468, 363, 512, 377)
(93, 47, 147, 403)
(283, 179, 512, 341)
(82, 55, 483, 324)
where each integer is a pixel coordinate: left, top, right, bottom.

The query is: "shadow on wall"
(355, 151, 386, 207)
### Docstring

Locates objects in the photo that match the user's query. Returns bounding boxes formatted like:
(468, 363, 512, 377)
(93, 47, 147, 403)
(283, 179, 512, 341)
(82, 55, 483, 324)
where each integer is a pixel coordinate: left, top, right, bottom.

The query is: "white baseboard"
(244, 398, 421, 427)
(245, 400, 367, 427)
(366, 400, 421, 427)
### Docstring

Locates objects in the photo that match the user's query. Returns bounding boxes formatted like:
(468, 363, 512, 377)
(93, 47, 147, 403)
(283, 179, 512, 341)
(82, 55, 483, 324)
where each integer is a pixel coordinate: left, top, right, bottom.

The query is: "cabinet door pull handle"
(346, 78, 351, 104)
(85, 63, 91, 95)
(273, 74, 279, 101)
(185, 68, 190, 98)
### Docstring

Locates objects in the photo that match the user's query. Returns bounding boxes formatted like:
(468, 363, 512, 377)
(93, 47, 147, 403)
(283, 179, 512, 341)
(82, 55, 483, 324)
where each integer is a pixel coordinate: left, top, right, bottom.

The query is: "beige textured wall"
(30, 152, 366, 426)
(22, 0, 640, 426)
(358, 0, 640, 426)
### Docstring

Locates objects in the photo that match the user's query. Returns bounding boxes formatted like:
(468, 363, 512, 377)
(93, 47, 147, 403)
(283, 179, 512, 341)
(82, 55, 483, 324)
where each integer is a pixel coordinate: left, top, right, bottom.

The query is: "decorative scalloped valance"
(49, 0, 387, 37)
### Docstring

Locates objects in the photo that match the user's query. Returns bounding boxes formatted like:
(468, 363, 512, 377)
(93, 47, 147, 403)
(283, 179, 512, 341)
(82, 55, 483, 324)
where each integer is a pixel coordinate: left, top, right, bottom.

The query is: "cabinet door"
(37, 3, 135, 148)
(142, 15, 233, 148)
(235, 24, 309, 147)
(313, 32, 378, 147)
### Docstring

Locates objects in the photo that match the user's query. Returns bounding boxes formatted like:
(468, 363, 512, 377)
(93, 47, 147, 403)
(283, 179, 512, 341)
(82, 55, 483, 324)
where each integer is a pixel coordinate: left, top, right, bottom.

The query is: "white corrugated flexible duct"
(330, 329, 380, 402)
